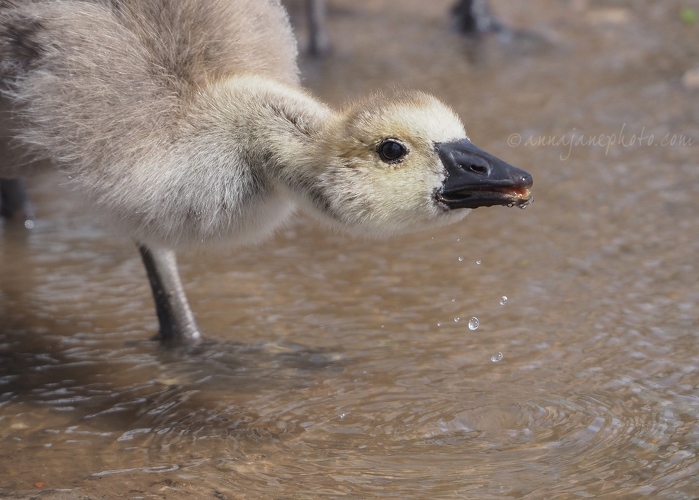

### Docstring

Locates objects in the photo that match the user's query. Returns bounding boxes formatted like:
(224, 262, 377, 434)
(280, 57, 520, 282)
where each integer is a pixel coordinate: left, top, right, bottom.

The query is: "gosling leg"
(138, 244, 201, 344)
(307, 0, 329, 56)
(452, 0, 505, 34)
(0, 178, 34, 222)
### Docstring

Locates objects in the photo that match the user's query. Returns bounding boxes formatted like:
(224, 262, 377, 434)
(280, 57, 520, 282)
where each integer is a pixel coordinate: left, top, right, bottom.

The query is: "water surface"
(2, 0, 699, 497)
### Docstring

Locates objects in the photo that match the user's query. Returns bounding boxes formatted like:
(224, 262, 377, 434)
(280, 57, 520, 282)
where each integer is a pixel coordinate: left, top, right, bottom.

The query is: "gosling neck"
(187, 75, 342, 229)
(202, 75, 333, 177)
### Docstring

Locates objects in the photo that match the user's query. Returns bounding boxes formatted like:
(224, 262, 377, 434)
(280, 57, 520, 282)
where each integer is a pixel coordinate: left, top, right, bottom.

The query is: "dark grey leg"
(138, 244, 201, 344)
(307, 0, 329, 56)
(0, 178, 34, 222)
(452, 0, 505, 34)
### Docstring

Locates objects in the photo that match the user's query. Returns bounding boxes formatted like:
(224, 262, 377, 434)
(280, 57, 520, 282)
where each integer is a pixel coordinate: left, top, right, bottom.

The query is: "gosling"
(0, 0, 532, 344)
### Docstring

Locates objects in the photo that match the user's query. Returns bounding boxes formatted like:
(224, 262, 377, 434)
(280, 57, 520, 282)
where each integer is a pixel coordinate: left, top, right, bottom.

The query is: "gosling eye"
(377, 140, 408, 164)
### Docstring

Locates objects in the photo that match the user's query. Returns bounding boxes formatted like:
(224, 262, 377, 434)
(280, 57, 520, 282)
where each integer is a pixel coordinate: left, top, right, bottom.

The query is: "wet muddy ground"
(1, 0, 699, 497)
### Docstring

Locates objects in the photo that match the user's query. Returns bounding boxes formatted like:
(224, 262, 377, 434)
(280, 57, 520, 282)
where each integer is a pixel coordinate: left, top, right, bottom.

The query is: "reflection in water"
(2, 0, 699, 496)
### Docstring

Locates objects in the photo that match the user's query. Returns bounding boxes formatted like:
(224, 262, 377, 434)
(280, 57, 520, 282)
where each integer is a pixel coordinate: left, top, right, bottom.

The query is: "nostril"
(468, 163, 489, 176)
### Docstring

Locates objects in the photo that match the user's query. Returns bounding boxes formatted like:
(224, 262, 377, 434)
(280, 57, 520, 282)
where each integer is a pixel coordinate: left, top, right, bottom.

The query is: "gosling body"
(0, 0, 531, 343)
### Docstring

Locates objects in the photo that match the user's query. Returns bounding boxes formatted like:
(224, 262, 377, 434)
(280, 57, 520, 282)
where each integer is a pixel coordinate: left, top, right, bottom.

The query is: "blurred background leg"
(0, 178, 34, 227)
(307, 0, 329, 56)
(452, 0, 505, 34)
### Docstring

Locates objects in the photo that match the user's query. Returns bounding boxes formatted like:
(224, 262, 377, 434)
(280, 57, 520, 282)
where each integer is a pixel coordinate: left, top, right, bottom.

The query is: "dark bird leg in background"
(304, 0, 507, 54)
(307, 0, 329, 56)
(452, 0, 506, 34)
(0, 178, 34, 224)
(138, 244, 201, 344)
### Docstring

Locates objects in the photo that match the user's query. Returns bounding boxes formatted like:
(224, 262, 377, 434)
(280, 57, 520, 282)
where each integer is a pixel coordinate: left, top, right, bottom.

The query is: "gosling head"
(309, 91, 533, 237)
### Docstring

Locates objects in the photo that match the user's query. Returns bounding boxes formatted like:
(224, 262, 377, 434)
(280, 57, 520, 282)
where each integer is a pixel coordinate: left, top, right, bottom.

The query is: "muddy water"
(2, 0, 699, 497)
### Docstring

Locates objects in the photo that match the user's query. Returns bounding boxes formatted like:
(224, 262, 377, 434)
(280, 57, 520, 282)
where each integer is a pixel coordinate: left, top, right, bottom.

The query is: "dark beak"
(435, 139, 533, 209)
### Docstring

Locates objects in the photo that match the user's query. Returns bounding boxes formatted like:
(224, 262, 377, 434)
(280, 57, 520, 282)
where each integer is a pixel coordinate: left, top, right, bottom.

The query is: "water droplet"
(451, 298, 456, 303)
(499, 296, 508, 306)
(476, 260, 482, 265)
(458, 256, 464, 262)
(468, 317, 479, 330)
(437, 322, 442, 327)
(491, 352, 504, 363)
(339, 413, 346, 419)
(518, 195, 534, 210)
(454, 317, 461, 323)
(24, 220, 35, 230)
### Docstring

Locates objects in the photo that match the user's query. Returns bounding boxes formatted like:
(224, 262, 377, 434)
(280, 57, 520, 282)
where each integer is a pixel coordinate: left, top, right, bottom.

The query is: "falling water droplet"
(476, 260, 482, 265)
(339, 413, 346, 419)
(499, 296, 508, 306)
(458, 256, 464, 262)
(437, 322, 442, 327)
(454, 317, 461, 323)
(457, 238, 461, 242)
(491, 352, 504, 363)
(24, 220, 35, 230)
(451, 298, 456, 303)
(468, 317, 479, 330)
